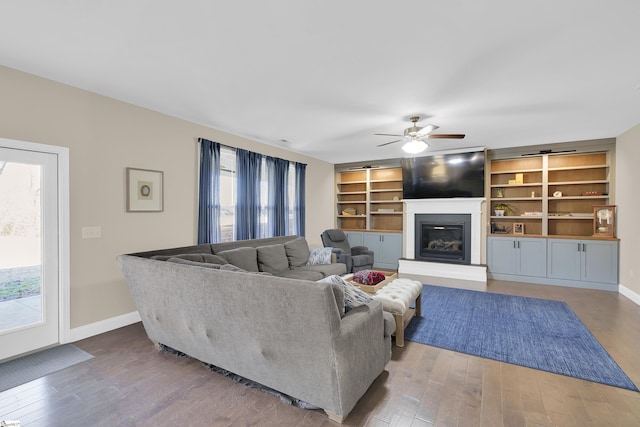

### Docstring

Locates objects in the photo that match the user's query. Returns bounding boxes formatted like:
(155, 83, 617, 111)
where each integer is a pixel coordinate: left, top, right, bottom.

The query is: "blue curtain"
(235, 148, 262, 240)
(197, 138, 221, 243)
(265, 156, 289, 237)
(295, 162, 306, 236)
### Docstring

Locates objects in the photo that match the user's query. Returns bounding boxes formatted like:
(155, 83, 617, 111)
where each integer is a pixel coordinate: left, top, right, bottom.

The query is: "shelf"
(492, 197, 543, 201)
(336, 167, 404, 232)
(491, 216, 542, 220)
(490, 168, 542, 174)
(547, 164, 608, 171)
(549, 196, 608, 200)
(489, 150, 612, 238)
(490, 183, 543, 187)
(548, 216, 593, 220)
(549, 180, 608, 185)
(338, 180, 367, 185)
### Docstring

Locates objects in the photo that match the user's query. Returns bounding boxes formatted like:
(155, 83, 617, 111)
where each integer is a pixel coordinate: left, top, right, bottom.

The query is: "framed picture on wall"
(593, 205, 615, 237)
(513, 223, 524, 235)
(126, 167, 164, 212)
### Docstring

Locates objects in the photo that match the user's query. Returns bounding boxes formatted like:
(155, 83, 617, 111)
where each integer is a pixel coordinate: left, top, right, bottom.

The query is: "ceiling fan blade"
(416, 124, 439, 136)
(377, 139, 402, 147)
(427, 134, 466, 139)
(374, 133, 403, 137)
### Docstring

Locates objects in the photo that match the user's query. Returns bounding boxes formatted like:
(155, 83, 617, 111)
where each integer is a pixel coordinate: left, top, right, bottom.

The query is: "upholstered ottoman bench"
(370, 278, 423, 347)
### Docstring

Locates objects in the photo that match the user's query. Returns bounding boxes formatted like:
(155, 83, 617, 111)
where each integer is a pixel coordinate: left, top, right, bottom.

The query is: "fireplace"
(415, 214, 471, 264)
(400, 198, 486, 285)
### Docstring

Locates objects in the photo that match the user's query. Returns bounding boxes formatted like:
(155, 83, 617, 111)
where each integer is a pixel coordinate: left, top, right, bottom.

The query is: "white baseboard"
(620, 285, 640, 307)
(69, 311, 141, 342)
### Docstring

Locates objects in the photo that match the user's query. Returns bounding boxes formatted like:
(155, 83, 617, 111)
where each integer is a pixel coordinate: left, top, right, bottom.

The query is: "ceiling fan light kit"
(402, 139, 428, 154)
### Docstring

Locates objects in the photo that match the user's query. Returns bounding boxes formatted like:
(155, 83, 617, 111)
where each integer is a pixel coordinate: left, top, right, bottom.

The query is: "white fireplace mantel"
(400, 198, 487, 284)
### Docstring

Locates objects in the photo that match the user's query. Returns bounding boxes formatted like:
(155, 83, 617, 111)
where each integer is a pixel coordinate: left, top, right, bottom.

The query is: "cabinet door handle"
(517, 241, 520, 249)
(578, 243, 581, 252)
(513, 241, 516, 249)
(582, 243, 586, 252)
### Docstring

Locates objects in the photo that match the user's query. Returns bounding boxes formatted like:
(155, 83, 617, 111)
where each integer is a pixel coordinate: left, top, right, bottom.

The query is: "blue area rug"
(404, 285, 638, 391)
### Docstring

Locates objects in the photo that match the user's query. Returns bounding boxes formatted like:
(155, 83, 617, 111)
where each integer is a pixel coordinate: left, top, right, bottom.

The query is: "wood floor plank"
(1, 279, 639, 426)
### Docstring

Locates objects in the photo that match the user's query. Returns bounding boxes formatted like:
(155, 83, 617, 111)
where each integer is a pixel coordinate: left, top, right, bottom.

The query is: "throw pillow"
(257, 244, 289, 273)
(283, 237, 311, 268)
(216, 247, 259, 272)
(306, 247, 332, 265)
(318, 275, 373, 313)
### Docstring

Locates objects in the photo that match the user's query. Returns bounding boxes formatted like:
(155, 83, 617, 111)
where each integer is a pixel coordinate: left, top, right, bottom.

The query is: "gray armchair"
(321, 229, 374, 273)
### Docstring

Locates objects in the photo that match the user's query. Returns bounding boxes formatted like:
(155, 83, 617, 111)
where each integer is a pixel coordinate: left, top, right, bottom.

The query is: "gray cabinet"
(547, 239, 618, 284)
(347, 231, 402, 270)
(487, 236, 617, 290)
(345, 231, 364, 248)
(487, 237, 546, 277)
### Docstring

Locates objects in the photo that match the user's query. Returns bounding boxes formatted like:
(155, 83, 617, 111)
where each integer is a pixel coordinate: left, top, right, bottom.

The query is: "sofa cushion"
(151, 253, 228, 264)
(297, 263, 346, 277)
(274, 269, 323, 281)
(220, 263, 273, 276)
(283, 237, 311, 268)
(257, 244, 289, 274)
(166, 258, 224, 269)
(217, 247, 259, 272)
(318, 275, 373, 313)
(307, 247, 332, 265)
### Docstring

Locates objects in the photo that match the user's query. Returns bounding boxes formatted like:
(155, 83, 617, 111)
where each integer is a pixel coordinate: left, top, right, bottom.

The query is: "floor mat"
(0, 344, 93, 392)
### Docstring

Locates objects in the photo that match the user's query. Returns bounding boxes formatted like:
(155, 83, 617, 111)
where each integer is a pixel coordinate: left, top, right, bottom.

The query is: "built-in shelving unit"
(336, 167, 403, 232)
(489, 151, 613, 237)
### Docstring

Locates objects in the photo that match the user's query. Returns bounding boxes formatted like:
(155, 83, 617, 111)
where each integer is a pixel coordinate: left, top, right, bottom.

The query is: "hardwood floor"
(1, 280, 640, 426)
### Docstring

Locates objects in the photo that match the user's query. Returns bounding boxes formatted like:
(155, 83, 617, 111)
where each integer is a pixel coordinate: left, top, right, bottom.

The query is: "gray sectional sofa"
(117, 235, 393, 422)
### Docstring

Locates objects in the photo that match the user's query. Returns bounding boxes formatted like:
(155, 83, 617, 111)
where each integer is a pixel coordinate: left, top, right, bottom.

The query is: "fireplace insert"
(414, 214, 471, 264)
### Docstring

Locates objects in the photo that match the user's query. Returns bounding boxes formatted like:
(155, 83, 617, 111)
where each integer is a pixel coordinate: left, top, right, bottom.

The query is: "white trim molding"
(70, 311, 141, 342)
(620, 285, 640, 307)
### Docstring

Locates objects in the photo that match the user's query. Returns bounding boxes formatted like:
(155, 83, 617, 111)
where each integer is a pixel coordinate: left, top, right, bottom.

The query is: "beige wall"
(617, 122, 640, 296)
(0, 65, 335, 328)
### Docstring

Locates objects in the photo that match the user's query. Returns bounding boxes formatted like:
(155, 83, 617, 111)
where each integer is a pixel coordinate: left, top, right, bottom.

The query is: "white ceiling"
(2, 1, 640, 164)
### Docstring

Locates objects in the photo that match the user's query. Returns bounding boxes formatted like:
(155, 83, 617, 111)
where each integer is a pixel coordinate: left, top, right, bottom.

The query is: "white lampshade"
(402, 139, 428, 154)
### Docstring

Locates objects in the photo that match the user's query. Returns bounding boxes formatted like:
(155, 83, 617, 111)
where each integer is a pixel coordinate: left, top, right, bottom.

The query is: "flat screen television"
(401, 150, 485, 199)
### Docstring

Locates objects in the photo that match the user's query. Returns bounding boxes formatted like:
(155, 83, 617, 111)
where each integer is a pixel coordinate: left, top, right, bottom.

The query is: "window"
(198, 140, 305, 243)
(219, 146, 236, 242)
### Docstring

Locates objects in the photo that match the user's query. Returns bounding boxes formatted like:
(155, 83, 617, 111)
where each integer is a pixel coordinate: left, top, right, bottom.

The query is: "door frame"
(0, 137, 70, 345)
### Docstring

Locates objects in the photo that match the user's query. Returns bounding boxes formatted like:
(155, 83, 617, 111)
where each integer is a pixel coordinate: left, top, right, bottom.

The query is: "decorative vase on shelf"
(495, 209, 505, 217)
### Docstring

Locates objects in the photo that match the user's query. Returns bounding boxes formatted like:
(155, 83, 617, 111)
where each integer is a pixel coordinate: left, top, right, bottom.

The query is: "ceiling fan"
(375, 116, 465, 154)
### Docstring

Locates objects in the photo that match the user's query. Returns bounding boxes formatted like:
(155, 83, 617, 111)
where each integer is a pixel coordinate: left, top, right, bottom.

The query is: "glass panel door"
(0, 146, 59, 361)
